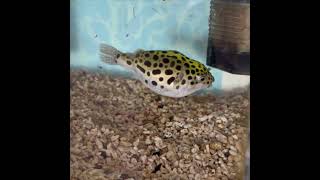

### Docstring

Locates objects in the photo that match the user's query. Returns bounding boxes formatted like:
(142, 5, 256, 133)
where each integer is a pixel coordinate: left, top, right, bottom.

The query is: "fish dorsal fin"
(124, 49, 145, 58)
(134, 49, 144, 54)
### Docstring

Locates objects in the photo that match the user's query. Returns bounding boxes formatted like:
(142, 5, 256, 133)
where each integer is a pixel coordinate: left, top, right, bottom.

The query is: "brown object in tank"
(207, 0, 250, 75)
(211, 0, 250, 54)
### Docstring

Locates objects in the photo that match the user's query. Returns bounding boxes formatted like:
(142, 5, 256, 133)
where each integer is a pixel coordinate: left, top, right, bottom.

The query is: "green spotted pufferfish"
(100, 43, 214, 98)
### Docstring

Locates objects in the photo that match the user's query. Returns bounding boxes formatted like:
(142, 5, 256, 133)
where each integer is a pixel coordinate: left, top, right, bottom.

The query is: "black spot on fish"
(153, 63, 158, 68)
(170, 61, 175, 67)
(191, 81, 194, 85)
(176, 86, 179, 89)
(186, 69, 190, 75)
(159, 63, 163, 67)
(145, 53, 150, 57)
(160, 85, 164, 89)
(153, 55, 159, 60)
(188, 76, 192, 80)
(201, 78, 205, 81)
(163, 58, 169, 63)
(196, 69, 199, 72)
(173, 51, 179, 54)
(167, 77, 175, 85)
(196, 73, 200, 75)
(144, 60, 151, 67)
(135, 54, 140, 58)
(137, 65, 145, 73)
(152, 81, 158, 86)
(135, 60, 138, 63)
(191, 70, 195, 74)
(176, 65, 181, 70)
(184, 63, 189, 68)
(191, 65, 196, 68)
(145, 80, 148, 84)
(181, 79, 186, 85)
(147, 72, 150, 76)
(159, 77, 163, 81)
(150, 50, 155, 53)
(165, 65, 168, 68)
(116, 54, 120, 58)
(165, 69, 173, 75)
(161, 54, 165, 57)
(177, 60, 181, 63)
(127, 61, 132, 65)
(152, 69, 161, 75)
(207, 81, 210, 84)
(139, 59, 143, 63)
(167, 55, 177, 59)
(162, 51, 167, 53)
(181, 56, 186, 61)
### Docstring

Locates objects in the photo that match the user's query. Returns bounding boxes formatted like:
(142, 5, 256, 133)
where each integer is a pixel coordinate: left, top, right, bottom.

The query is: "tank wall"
(70, 0, 249, 92)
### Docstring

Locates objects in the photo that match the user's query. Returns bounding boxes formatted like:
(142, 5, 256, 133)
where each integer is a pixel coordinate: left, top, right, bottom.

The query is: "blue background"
(70, 0, 223, 91)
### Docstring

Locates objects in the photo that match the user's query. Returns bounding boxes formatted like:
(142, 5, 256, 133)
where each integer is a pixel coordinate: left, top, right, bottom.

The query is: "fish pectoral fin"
(173, 72, 185, 85)
(195, 75, 205, 83)
(173, 66, 187, 85)
(195, 75, 202, 82)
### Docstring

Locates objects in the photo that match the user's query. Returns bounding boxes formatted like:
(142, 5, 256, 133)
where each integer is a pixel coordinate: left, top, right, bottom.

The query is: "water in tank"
(70, 0, 250, 179)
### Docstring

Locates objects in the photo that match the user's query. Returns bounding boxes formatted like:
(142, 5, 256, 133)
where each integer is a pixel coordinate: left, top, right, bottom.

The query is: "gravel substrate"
(70, 70, 250, 180)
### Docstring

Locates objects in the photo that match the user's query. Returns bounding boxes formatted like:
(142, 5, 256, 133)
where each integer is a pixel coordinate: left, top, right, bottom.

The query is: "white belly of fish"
(144, 81, 192, 98)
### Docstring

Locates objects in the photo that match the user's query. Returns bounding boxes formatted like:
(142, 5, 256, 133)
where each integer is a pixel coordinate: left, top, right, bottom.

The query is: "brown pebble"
(70, 70, 250, 180)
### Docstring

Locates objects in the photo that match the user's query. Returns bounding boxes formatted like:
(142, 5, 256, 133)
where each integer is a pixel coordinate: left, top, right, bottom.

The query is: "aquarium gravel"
(70, 70, 249, 180)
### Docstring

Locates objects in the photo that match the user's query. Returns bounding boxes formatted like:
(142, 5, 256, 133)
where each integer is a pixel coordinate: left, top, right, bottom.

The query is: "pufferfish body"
(99, 43, 214, 98)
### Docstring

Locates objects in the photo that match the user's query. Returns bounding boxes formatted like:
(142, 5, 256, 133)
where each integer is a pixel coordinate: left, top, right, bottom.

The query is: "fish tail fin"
(99, 43, 122, 64)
